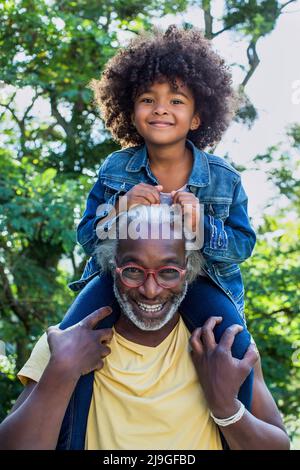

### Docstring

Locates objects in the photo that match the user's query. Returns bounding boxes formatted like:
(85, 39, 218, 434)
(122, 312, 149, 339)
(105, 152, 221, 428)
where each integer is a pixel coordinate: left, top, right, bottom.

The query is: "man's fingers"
(81, 307, 112, 329)
(241, 343, 259, 369)
(95, 328, 114, 344)
(201, 316, 223, 350)
(218, 324, 244, 351)
(189, 327, 203, 355)
(100, 344, 111, 358)
(47, 325, 59, 336)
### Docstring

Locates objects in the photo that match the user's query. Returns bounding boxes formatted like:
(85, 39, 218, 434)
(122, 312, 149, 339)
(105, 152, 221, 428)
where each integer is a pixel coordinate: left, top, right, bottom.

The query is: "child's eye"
(140, 98, 153, 103)
(171, 99, 184, 104)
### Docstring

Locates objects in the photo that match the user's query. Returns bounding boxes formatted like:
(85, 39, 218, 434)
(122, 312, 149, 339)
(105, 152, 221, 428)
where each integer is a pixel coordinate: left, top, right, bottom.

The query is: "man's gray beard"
(113, 280, 188, 332)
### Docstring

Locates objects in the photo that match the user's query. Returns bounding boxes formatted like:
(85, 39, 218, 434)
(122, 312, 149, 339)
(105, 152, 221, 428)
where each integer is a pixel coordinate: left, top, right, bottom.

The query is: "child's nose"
(153, 103, 168, 115)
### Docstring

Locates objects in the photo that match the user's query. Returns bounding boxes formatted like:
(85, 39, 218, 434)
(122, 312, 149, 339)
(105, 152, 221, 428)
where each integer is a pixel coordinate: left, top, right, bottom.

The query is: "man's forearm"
(0, 360, 78, 450)
(218, 409, 290, 450)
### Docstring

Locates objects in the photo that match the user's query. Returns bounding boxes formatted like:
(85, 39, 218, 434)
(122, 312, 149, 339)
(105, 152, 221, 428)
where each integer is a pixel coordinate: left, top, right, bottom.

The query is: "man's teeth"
(137, 302, 164, 312)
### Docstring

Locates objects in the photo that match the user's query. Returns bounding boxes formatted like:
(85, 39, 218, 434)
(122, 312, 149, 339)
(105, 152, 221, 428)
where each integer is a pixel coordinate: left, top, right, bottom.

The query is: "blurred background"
(0, 0, 299, 447)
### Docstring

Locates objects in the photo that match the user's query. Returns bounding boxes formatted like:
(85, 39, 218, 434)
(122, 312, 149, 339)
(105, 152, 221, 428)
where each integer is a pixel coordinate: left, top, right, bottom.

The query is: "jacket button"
(103, 210, 108, 217)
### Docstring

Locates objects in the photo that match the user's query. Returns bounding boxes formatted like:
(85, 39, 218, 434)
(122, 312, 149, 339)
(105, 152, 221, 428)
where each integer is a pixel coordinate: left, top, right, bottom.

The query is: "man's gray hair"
(95, 204, 205, 284)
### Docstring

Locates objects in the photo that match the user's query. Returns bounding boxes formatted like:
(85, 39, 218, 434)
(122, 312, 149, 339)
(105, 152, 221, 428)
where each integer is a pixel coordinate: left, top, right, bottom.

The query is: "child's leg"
(59, 272, 120, 330)
(180, 275, 254, 411)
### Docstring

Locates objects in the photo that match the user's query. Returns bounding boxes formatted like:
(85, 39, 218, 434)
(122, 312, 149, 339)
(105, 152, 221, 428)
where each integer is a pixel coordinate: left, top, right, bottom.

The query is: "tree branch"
(49, 91, 73, 137)
(102, 8, 112, 33)
(280, 0, 296, 12)
(0, 261, 30, 331)
(212, 24, 236, 38)
(202, 0, 213, 39)
(23, 91, 43, 120)
(241, 40, 260, 89)
(70, 250, 77, 277)
(0, 92, 19, 125)
(248, 306, 297, 318)
(0, 90, 43, 156)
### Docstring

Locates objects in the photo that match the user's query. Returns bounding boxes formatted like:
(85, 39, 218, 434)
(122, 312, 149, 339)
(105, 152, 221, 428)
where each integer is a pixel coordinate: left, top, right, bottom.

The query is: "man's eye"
(158, 268, 180, 279)
(126, 267, 140, 273)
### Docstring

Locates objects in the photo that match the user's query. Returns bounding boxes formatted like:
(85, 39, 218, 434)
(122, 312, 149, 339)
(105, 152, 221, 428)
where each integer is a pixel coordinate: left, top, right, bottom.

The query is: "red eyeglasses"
(116, 263, 187, 288)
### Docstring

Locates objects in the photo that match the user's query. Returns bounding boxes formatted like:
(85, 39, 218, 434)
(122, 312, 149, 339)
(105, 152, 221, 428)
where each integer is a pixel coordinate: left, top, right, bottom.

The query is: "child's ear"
(191, 114, 201, 131)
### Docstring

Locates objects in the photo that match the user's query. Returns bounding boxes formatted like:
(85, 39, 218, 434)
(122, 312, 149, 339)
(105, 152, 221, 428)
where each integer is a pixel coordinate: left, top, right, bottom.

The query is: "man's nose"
(138, 274, 164, 299)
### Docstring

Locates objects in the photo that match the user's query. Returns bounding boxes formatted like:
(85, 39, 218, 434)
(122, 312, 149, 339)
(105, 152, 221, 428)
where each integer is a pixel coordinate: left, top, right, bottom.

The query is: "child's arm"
(202, 178, 256, 264)
(76, 170, 115, 256)
(173, 178, 256, 264)
(77, 174, 162, 256)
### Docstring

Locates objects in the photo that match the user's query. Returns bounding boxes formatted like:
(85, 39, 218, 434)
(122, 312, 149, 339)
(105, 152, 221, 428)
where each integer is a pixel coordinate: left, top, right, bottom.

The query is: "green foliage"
(234, 91, 258, 128)
(0, 0, 299, 445)
(0, 0, 193, 421)
(243, 216, 300, 437)
(223, 0, 281, 40)
(243, 126, 300, 439)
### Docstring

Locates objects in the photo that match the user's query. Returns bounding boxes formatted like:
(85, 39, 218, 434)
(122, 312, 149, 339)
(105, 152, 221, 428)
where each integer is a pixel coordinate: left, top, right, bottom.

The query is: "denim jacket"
(69, 139, 256, 316)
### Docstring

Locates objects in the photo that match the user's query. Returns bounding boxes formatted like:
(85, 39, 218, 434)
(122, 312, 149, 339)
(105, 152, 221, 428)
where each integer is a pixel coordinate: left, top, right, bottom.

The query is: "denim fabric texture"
(69, 139, 256, 318)
(57, 140, 256, 449)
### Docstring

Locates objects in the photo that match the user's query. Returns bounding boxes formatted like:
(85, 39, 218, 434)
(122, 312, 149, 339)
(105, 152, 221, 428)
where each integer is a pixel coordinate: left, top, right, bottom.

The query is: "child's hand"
(122, 183, 163, 209)
(171, 190, 200, 232)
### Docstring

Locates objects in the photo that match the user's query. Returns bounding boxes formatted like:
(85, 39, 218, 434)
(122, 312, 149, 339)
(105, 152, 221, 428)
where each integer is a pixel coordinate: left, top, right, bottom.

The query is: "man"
(0, 206, 290, 450)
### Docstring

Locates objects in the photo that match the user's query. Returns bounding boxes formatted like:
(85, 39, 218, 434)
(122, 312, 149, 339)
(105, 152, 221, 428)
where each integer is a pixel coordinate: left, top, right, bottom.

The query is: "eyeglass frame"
(115, 262, 187, 288)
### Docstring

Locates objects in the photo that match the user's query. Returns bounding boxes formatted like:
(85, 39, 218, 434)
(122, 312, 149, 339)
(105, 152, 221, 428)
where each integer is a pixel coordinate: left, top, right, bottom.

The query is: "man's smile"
(133, 299, 169, 318)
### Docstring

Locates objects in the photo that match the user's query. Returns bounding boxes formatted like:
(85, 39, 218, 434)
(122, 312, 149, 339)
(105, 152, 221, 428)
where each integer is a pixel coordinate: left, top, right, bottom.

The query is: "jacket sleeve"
(76, 167, 119, 256)
(201, 178, 256, 264)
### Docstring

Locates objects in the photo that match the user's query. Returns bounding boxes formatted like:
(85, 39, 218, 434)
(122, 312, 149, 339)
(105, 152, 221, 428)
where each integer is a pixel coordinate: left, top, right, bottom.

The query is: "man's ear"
(191, 114, 201, 131)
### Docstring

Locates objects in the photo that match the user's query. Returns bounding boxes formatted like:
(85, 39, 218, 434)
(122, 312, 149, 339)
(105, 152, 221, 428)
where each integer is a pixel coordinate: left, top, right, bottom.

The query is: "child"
(60, 25, 256, 442)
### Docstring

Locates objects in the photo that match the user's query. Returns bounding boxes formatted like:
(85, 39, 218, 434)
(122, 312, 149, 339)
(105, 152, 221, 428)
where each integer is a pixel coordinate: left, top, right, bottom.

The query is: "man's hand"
(190, 316, 258, 418)
(171, 191, 200, 232)
(47, 307, 113, 381)
(120, 183, 163, 209)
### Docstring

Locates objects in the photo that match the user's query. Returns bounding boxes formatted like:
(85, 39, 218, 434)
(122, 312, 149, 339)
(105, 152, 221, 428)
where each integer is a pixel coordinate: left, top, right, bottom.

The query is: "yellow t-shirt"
(18, 317, 222, 450)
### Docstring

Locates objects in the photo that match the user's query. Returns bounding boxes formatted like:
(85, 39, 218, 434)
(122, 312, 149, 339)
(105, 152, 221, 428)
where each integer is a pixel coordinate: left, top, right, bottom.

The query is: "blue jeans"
(57, 273, 253, 450)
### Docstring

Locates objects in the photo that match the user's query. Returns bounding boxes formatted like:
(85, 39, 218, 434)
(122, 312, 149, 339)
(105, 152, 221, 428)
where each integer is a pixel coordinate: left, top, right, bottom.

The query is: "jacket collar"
(125, 140, 210, 187)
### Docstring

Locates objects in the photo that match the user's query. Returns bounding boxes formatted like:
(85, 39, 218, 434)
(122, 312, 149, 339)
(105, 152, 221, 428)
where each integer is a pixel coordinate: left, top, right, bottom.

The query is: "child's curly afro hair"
(90, 25, 236, 149)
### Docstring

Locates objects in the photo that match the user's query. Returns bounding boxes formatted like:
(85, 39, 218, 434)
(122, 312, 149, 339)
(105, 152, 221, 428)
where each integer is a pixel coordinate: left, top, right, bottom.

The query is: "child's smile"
(133, 79, 200, 147)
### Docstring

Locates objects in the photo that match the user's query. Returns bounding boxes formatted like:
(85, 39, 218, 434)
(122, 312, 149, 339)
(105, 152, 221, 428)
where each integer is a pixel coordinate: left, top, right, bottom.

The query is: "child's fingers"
(172, 191, 198, 206)
(132, 190, 159, 205)
(171, 190, 184, 205)
(141, 190, 160, 204)
(136, 186, 162, 204)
